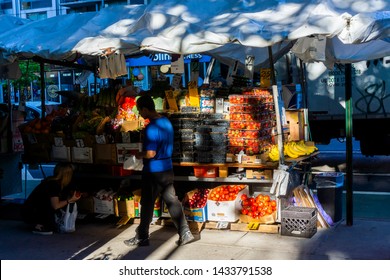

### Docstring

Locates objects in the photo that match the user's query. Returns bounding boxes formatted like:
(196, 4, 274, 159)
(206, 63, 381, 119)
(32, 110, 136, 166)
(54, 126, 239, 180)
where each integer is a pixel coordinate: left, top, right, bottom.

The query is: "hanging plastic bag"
(55, 203, 78, 233)
(123, 154, 143, 171)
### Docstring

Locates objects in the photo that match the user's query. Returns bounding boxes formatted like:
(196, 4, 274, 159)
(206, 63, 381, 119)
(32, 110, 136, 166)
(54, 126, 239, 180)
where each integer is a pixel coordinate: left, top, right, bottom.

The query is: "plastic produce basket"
(281, 206, 317, 238)
(314, 172, 344, 187)
(176, 129, 194, 141)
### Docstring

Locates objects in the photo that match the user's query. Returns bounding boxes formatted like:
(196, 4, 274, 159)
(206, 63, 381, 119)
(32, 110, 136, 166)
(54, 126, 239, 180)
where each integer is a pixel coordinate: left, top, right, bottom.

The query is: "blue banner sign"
(126, 53, 211, 67)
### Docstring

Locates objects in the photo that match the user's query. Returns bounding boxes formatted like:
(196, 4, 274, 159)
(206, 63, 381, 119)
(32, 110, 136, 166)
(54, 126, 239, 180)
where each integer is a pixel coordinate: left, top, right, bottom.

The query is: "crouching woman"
(22, 163, 80, 235)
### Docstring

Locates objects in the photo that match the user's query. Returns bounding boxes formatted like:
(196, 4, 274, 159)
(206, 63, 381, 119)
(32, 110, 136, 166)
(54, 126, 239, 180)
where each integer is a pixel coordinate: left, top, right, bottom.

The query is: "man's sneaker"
(178, 231, 195, 246)
(123, 237, 149, 247)
(32, 226, 53, 235)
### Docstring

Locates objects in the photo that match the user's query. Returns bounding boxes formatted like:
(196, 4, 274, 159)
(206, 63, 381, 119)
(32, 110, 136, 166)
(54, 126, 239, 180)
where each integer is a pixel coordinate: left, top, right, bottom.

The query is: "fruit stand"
(18, 79, 323, 236)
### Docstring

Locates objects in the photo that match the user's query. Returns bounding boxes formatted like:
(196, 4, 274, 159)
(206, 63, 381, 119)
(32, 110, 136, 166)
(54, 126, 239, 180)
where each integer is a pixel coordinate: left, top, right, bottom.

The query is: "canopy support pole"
(268, 46, 285, 166)
(39, 61, 46, 119)
(268, 46, 276, 86)
(345, 63, 353, 226)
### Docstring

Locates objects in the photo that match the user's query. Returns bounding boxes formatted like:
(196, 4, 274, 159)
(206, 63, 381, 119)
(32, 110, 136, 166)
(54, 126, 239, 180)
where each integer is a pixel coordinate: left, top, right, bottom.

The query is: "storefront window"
(26, 12, 47, 20)
(21, 0, 51, 10)
(0, 0, 13, 10)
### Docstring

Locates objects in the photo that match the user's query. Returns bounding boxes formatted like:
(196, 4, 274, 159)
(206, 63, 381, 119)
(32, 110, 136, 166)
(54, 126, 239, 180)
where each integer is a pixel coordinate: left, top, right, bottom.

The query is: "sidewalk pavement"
(1, 214, 389, 260)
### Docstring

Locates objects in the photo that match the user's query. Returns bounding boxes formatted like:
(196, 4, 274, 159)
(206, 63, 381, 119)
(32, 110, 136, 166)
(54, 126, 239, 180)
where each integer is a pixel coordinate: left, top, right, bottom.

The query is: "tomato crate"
(281, 206, 317, 238)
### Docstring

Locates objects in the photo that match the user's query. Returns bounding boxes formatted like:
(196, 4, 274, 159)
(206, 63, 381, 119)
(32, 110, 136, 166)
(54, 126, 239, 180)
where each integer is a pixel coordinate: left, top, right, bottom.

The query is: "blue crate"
(315, 172, 344, 187)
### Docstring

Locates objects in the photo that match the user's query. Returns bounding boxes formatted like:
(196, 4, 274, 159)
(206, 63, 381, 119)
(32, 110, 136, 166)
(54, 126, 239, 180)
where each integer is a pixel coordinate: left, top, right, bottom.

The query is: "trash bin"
(314, 172, 344, 223)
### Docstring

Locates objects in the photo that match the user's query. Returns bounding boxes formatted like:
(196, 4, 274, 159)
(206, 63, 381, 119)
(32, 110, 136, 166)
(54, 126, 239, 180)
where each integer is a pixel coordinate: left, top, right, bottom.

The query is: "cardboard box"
(207, 185, 249, 222)
(114, 198, 135, 217)
(51, 145, 71, 162)
(246, 169, 273, 180)
(161, 200, 170, 218)
(77, 196, 94, 213)
(239, 211, 276, 224)
(120, 120, 140, 132)
(285, 109, 305, 141)
(219, 166, 228, 178)
(93, 197, 114, 215)
(184, 205, 208, 222)
(182, 188, 209, 222)
(116, 143, 142, 164)
(71, 147, 93, 163)
(235, 154, 262, 164)
(94, 144, 117, 164)
(133, 189, 161, 218)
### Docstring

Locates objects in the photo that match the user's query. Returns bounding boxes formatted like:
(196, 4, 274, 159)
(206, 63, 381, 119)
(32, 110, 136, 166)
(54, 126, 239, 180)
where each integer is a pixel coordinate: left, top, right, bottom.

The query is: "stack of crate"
(194, 124, 228, 163)
(227, 89, 276, 156)
(171, 116, 198, 163)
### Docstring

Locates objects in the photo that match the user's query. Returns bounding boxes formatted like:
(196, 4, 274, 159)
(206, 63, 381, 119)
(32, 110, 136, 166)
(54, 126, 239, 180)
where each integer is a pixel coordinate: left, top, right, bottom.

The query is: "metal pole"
(268, 46, 285, 165)
(345, 63, 353, 226)
(267, 46, 276, 86)
(40, 62, 46, 119)
(272, 85, 285, 166)
(6, 80, 12, 153)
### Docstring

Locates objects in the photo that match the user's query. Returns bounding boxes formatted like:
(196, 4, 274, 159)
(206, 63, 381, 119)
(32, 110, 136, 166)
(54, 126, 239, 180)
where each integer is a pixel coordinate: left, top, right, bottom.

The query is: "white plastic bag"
(123, 154, 143, 171)
(55, 202, 78, 233)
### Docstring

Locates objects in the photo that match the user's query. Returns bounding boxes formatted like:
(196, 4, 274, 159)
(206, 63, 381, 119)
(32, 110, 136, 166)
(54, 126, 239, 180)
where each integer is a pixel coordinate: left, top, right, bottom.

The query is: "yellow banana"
(284, 143, 299, 158)
(268, 145, 279, 161)
(298, 140, 317, 154)
(289, 141, 308, 156)
(295, 141, 311, 154)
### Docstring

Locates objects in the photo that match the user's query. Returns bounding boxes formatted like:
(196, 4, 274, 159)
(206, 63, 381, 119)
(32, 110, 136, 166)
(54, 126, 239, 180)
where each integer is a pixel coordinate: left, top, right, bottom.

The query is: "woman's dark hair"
(136, 94, 156, 111)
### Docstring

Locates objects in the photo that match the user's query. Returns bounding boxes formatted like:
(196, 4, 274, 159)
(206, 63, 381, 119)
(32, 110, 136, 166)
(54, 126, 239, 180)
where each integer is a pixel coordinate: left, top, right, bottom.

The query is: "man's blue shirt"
(143, 116, 174, 172)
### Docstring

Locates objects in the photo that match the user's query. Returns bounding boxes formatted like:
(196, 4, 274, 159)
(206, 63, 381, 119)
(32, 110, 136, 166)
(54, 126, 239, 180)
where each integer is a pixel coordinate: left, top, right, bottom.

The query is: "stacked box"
(51, 145, 71, 162)
(228, 91, 276, 156)
(194, 125, 227, 162)
(116, 143, 142, 164)
(133, 189, 161, 218)
(172, 118, 196, 163)
(207, 185, 249, 222)
(94, 144, 117, 164)
(281, 206, 317, 238)
(72, 147, 93, 163)
(169, 113, 230, 163)
(93, 189, 116, 215)
(93, 197, 114, 215)
(114, 198, 135, 218)
(182, 188, 209, 222)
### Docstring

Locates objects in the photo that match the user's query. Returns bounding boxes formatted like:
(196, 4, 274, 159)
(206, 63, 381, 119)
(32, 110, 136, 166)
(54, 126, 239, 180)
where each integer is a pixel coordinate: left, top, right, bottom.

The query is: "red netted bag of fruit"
(240, 193, 277, 223)
(208, 185, 247, 201)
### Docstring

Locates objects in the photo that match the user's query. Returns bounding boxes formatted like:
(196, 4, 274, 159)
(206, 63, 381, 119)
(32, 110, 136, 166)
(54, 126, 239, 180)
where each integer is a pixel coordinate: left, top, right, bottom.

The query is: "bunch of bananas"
(268, 141, 318, 161)
(268, 145, 281, 162)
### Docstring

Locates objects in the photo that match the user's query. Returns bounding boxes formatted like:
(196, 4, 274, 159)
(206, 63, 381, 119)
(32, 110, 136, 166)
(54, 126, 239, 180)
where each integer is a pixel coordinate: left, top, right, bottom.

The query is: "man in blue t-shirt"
(124, 95, 194, 247)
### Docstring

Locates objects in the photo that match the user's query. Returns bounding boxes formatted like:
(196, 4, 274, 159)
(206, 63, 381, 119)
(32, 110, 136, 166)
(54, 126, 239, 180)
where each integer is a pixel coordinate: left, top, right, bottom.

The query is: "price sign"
(171, 54, 184, 73)
(216, 221, 229, 229)
(260, 68, 272, 88)
(171, 73, 182, 89)
(54, 137, 64, 147)
(188, 81, 200, 107)
(247, 222, 260, 230)
(95, 135, 106, 144)
(165, 90, 179, 112)
(244, 55, 255, 84)
(75, 139, 85, 148)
